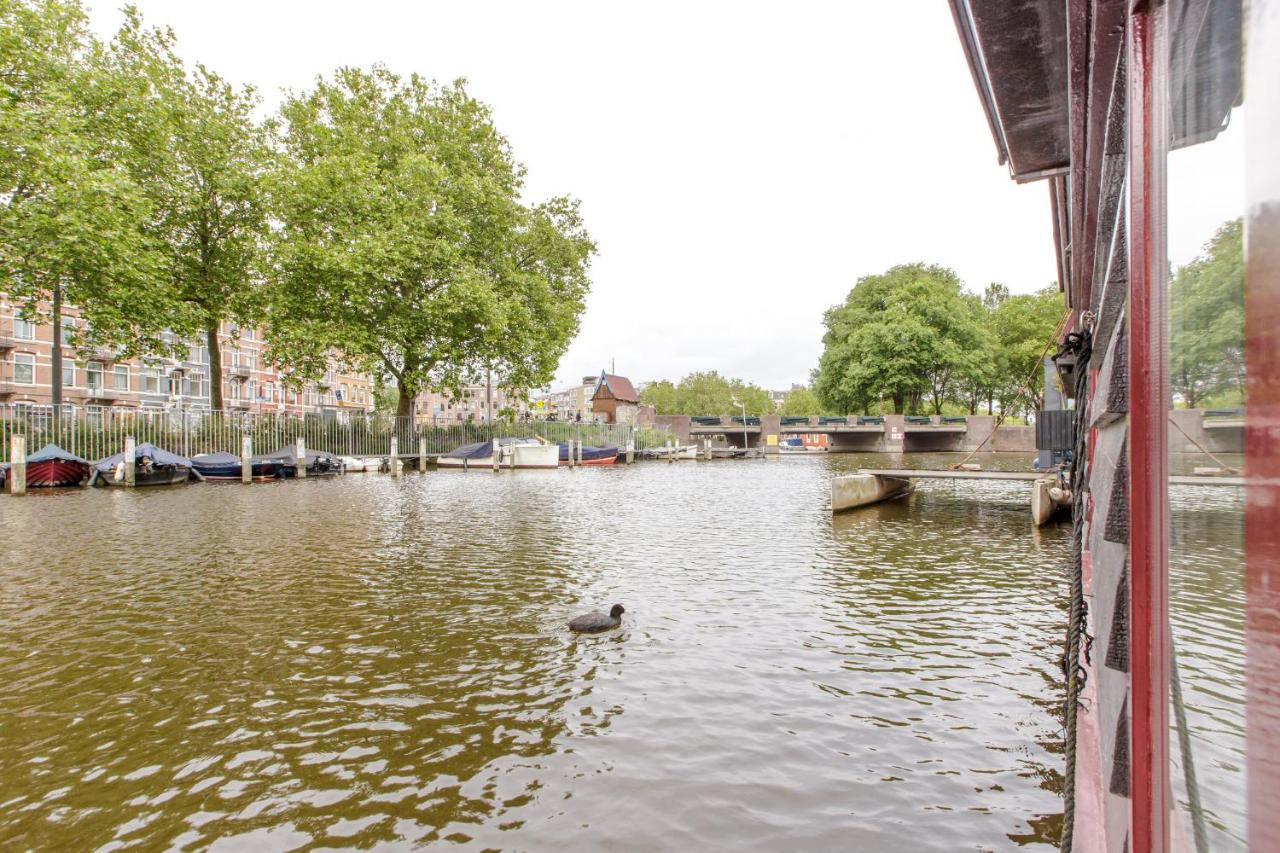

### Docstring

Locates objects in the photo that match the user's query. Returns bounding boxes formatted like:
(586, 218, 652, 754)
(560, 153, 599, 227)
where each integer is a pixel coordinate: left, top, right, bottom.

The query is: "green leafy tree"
(0, 0, 174, 404)
(102, 11, 274, 410)
(639, 379, 678, 414)
(814, 263, 990, 415)
(779, 386, 822, 416)
(268, 68, 594, 417)
(1170, 218, 1243, 408)
(728, 380, 773, 416)
(989, 285, 1064, 416)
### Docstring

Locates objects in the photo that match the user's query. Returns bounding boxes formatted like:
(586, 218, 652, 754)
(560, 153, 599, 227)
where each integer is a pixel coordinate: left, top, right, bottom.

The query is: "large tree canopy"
(0, 0, 175, 396)
(103, 9, 273, 408)
(814, 263, 992, 415)
(268, 68, 594, 416)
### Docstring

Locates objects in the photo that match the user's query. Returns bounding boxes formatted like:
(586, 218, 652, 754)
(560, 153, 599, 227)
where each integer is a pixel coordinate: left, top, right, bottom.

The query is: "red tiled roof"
(592, 373, 637, 403)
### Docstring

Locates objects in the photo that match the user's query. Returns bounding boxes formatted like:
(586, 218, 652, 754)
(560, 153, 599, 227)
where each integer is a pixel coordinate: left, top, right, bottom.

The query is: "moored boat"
(92, 443, 192, 487)
(439, 438, 559, 470)
(26, 444, 91, 487)
(191, 451, 287, 482)
(260, 446, 344, 477)
(558, 443, 618, 465)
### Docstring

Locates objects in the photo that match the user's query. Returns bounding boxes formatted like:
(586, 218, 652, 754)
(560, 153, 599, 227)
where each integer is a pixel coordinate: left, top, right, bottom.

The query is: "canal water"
(0, 454, 1241, 850)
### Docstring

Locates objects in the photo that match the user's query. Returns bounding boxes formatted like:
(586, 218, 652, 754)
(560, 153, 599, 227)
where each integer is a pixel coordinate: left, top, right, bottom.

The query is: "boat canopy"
(261, 446, 341, 464)
(444, 437, 541, 459)
(94, 442, 191, 472)
(28, 443, 89, 465)
(192, 451, 240, 466)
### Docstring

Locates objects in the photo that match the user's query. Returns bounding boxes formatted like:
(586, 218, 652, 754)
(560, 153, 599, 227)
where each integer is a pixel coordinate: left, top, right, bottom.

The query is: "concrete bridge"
(653, 408, 1242, 455)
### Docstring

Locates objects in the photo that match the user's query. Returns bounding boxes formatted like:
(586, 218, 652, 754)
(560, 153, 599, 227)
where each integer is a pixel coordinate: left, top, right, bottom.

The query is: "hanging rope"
(949, 308, 1073, 470)
(1167, 412, 1240, 474)
(1170, 637, 1211, 853)
(1059, 323, 1093, 853)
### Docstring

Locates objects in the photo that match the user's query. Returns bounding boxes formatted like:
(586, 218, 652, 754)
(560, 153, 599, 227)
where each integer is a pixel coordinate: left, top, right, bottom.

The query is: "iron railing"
(0, 404, 672, 463)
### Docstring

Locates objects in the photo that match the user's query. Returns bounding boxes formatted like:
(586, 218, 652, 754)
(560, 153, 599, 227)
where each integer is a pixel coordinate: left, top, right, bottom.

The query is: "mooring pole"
(390, 436, 399, 478)
(418, 437, 427, 473)
(295, 437, 306, 479)
(8, 434, 26, 495)
(241, 434, 252, 484)
(124, 435, 136, 487)
(492, 440, 500, 472)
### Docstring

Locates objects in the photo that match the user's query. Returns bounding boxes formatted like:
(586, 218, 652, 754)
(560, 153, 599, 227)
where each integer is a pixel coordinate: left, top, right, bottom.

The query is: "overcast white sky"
(85, 2, 1150, 391)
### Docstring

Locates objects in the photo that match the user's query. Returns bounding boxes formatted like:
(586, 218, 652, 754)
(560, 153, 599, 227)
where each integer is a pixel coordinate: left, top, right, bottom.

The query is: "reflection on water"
(0, 453, 1235, 850)
(1169, 485, 1246, 851)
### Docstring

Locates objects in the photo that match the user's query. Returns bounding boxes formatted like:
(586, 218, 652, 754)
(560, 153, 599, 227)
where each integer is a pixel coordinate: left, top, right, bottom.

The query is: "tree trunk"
(207, 324, 224, 410)
(51, 284, 63, 408)
(396, 378, 415, 418)
(987, 393, 994, 415)
(892, 392, 904, 415)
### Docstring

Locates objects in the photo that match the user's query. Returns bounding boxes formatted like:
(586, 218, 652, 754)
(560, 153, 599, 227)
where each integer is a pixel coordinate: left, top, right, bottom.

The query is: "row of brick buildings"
(0, 297, 375, 416)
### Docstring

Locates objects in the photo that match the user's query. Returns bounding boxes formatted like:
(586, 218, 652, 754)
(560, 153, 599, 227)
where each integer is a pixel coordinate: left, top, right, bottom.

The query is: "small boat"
(191, 451, 287, 482)
(260, 446, 344, 477)
(438, 438, 559, 470)
(92, 443, 192, 487)
(338, 456, 389, 473)
(26, 443, 91, 487)
(638, 445, 698, 460)
(558, 443, 618, 465)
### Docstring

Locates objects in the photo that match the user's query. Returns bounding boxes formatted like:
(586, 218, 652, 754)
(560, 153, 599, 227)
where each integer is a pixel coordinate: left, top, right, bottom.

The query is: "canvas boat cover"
(262, 446, 342, 465)
(28, 443, 90, 465)
(192, 451, 240, 468)
(94, 442, 192, 472)
(444, 437, 542, 459)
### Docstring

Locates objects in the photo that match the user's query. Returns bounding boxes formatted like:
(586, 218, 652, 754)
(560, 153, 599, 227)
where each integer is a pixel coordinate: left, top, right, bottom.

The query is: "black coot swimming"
(568, 603, 625, 633)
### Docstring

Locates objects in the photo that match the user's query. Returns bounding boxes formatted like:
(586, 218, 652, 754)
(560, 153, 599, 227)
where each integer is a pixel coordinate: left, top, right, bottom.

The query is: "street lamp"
(733, 396, 748, 456)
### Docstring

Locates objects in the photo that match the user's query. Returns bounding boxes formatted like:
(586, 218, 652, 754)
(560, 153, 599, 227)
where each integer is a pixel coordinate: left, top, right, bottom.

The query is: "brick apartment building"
(0, 296, 375, 416)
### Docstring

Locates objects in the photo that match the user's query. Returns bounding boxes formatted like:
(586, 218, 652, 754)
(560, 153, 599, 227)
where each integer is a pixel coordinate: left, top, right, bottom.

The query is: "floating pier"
(831, 469, 1244, 525)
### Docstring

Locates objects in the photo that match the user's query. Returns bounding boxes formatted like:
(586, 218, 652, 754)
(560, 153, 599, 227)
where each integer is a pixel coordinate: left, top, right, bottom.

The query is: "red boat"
(25, 444, 91, 487)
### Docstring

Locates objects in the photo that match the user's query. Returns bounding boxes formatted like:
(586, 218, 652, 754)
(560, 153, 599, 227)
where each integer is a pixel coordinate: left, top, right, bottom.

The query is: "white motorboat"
(438, 437, 559, 470)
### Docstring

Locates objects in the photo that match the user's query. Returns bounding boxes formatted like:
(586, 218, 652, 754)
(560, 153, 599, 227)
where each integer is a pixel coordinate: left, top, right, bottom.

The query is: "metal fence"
(0, 404, 672, 462)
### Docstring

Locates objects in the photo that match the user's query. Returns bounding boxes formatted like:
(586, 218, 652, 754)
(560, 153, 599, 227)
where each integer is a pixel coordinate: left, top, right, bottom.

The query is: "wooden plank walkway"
(859, 468, 1243, 487)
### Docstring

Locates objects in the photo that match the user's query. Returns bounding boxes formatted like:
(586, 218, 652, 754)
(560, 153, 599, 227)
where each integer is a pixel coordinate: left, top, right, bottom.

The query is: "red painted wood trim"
(1127, 7, 1170, 851)
(1244, 2, 1280, 847)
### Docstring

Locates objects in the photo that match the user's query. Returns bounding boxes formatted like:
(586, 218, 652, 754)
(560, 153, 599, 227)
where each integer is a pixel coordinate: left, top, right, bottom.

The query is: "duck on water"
(568, 604, 625, 633)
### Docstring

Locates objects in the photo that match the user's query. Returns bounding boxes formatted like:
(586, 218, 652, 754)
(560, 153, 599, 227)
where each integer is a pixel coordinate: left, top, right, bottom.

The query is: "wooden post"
(576, 438, 583, 466)
(390, 436, 399, 477)
(418, 437, 427, 473)
(241, 434, 252, 484)
(626, 439, 635, 464)
(667, 440, 674, 463)
(492, 439, 500, 472)
(295, 437, 306, 479)
(124, 435, 136, 487)
(8, 434, 26, 496)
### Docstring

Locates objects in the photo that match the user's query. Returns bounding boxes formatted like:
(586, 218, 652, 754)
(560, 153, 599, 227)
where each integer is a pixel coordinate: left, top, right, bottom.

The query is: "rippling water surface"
(0, 452, 1149, 850)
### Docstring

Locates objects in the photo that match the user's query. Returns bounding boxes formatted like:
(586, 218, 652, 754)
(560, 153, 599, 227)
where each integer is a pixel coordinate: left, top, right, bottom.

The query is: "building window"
(60, 318, 75, 346)
(250, 380, 259, 400)
(87, 362, 104, 391)
(142, 368, 160, 394)
(13, 317, 35, 341)
(62, 362, 75, 388)
(112, 364, 129, 391)
(13, 353, 35, 384)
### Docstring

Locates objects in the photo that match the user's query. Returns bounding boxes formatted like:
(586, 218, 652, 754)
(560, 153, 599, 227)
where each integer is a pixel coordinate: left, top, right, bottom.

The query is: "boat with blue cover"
(191, 451, 288, 481)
